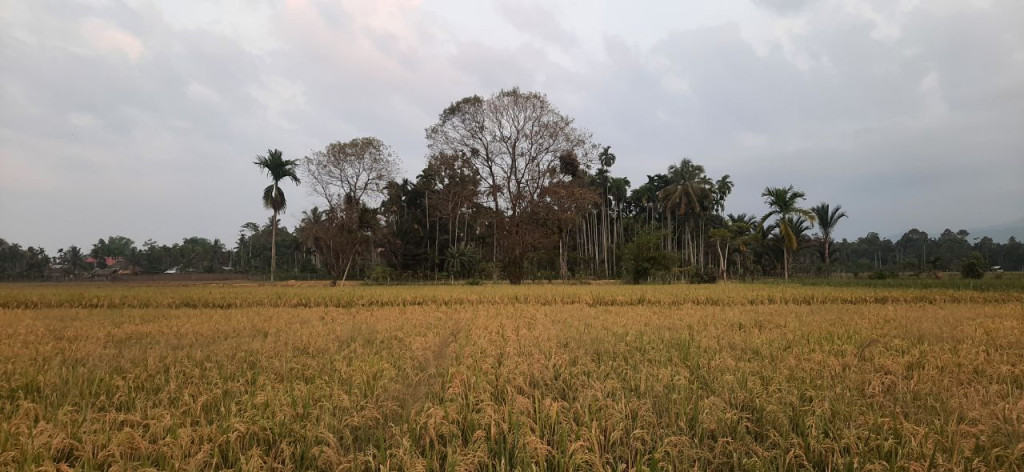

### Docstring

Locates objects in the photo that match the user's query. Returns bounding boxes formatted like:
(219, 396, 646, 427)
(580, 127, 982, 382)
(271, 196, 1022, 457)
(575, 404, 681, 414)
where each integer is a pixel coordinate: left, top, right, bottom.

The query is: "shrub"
(445, 246, 482, 280)
(867, 271, 896, 280)
(687, 266, 718, 284)
(623, 229, 675, 284)
(960, 253, 986, 280)
(366, 265, 396, 284)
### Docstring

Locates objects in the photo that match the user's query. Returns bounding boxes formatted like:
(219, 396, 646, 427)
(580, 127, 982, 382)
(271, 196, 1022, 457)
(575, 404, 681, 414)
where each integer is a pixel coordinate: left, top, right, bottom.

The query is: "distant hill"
(966, 218, 1024, 243)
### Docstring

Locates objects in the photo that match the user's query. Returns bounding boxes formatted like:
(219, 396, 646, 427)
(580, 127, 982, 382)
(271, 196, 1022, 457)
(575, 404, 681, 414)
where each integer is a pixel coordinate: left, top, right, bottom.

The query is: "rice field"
(1, 282, 1022, 471)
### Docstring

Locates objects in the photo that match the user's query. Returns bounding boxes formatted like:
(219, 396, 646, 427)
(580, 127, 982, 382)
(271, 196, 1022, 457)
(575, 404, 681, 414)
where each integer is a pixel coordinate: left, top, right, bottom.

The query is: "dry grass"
(0, 283, 1022, 471)
(1, 282, 1021, 310)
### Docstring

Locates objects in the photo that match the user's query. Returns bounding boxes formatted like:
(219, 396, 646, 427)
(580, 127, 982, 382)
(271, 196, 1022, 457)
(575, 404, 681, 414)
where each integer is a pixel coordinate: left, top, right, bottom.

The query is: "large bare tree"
(301, 137, 400, 283)
(426, 88, 595, 282)
(426, 88, 595, 217)
(302, 137, 400, 208)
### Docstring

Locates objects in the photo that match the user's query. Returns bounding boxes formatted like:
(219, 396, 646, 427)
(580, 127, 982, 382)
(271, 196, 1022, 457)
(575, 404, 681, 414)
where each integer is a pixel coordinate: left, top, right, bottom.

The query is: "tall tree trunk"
(592, 211, 599, 273)
(602, 191, 609, 278)
(559, 236, 568, 280)
(425, 191, 430, 271)
(783, 246, 789, 280)
(717, 240, 727, 281)
(612, 205, 618, 276)
(452, 206, 459, 250)
(341, 253, 354, 284)
(435, 215, 440, 280)
(271, 209, 278, 282)
(824, 238, 831, 278)
(491, 192, 500, 263)
(723, 242, 731, 281)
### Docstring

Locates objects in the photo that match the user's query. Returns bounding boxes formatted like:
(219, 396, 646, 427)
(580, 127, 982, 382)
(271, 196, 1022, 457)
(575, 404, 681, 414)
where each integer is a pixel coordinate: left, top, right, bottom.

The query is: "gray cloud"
(751, 0, 814, 15)
(492, 0, 579, 49)
(1, 0, 1021, 251)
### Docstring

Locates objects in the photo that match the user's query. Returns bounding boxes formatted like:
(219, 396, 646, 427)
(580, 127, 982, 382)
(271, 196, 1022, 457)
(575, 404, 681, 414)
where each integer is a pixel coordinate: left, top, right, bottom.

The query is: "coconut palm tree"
(297, 206, 327, 269)
(760, 185, 815, 280)
(727, 213, 758, 278)
(658, 159, 712, 219)
(658, 159, 713, 266)
(254, 149, 301, 282)
(811, 202, 848, 277)
(62, 245, 86, 277)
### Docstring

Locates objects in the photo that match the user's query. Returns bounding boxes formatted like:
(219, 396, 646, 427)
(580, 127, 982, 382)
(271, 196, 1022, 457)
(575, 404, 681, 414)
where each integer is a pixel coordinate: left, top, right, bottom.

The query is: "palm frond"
(263, 183, 287, 212)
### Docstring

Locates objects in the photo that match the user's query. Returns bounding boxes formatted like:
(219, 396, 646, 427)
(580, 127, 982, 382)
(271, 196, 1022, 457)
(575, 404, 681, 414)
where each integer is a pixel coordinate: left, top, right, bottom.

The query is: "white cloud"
(80, 17, 145, 61)
(919, 71, 949, 119)
(186, 82, 223, 104)
(248, 76, 308, 129)
(67, 112, 103, 128)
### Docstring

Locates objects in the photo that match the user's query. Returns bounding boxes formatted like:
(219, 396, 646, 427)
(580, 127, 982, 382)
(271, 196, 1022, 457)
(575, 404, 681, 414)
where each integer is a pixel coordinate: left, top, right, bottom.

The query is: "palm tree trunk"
(271, 209, 278, 282)
(783, 246, 789, 280)
(824, 239, 831, 278)
(435, 216, 440, 280)
(598, 192, 606, 280)
(559, 236, 568, 280)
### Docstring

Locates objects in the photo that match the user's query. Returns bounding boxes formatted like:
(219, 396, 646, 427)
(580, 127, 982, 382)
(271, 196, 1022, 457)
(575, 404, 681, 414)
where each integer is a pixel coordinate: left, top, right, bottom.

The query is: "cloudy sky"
(2, 0, 1022, 251)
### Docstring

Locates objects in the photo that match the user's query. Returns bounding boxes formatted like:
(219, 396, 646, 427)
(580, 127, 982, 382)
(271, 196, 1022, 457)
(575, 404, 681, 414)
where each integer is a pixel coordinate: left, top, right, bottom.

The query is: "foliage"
(254, 149, 301, 214)
(684, 265, 718, 284)
(0, 239, 49, 280)
(254, 148, 301, 282)
(960, 252, 986, 279)
(810, 202, 847, 277)
(426, 88, 597, 284)
(622, 229, 675, 284)
(760, 185, 814, 280)
(365, 265, 396, 284)
(444, 245, 481, 279)
(90, 236, 136, 260)
(866, 270, 896, 280)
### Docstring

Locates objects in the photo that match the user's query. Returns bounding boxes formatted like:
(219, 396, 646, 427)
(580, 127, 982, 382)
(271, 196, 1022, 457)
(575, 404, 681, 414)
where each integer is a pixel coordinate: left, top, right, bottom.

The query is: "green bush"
(366, 265, 396, 285)
(960, 252, 986, 280)
(445, 246, 482, 280)
(623, 229, 675, 284)
(686, 266, 718, 284)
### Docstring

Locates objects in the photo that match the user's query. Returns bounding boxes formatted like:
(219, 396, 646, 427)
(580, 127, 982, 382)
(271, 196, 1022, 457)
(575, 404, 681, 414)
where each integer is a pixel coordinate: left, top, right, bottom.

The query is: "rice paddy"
(1, 282, 1022, 470)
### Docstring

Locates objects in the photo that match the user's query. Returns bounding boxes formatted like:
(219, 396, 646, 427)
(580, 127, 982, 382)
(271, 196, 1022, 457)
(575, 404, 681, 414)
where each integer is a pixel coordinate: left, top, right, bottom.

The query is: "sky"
(2, 0, 1022, 252)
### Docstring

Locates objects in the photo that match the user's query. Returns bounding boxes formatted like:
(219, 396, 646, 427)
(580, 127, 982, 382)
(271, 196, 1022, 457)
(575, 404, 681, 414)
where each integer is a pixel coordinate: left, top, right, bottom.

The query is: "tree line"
(2, 88, 1021, 282)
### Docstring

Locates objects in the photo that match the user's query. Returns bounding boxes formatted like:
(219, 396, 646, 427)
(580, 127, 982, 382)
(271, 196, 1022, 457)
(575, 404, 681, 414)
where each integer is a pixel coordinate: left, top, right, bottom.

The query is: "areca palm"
(712, 175, 734, 214)
(760, 185, 814, 280)
(254, 149, 301, 282)
(811, 202, 848, 277)
(596, 146, 617, 277)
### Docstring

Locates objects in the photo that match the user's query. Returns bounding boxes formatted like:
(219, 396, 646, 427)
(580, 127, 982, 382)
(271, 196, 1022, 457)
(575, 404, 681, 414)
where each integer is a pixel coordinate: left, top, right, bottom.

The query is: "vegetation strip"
(2, 283, 1022, 310)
